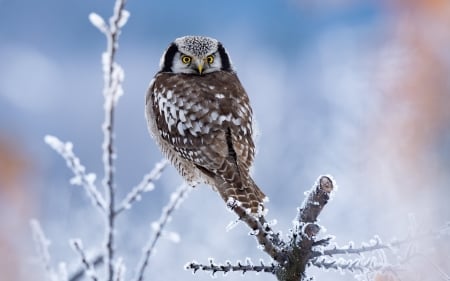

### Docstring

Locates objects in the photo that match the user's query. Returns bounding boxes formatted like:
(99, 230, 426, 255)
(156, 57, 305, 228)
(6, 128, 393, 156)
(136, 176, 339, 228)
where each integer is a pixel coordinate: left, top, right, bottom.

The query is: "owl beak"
(195, 59, 204, 75)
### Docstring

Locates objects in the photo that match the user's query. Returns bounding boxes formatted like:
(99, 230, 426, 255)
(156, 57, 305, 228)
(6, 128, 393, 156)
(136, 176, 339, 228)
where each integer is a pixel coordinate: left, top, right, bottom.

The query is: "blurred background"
(0, 0, 449, 280)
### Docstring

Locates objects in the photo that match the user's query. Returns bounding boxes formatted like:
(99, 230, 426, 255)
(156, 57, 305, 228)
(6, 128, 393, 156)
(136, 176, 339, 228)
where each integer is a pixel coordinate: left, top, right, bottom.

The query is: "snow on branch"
(115, 158, 169, 215)
(68, 254, 104, 281)
(226, 199, 287, 264)
(314, 222, 450, 259)
(133, 183, 190, 281)
(70, 240, 99, 281)
(295, 175, 334, 227)
(44, 135, 106, 211)
(311, 256, 383, 273)
(185, 258, 278, 277)
(30, 219, 59, 281)
(274, 175, 335, 281)
(190, 175, 336, 280)
(88, 1, 129, 280)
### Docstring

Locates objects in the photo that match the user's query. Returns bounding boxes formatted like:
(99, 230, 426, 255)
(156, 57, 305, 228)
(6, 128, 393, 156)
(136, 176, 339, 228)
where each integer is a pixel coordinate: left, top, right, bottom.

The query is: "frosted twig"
(226, 199, 287, 264)
(68, 254, 104, 281)
(185, 258, 278, 276)
(115, 158, 169, 215)
(311, 256, 383, 273)
(90, 0, 129, 280)
(58, 262, 69, 281)
(44, 135, 106, 211)
(30, 219, 59, 281)
(133, 183, 190, 281)
(313, 223, 450, 258)
(70, 240, 99, 281)
(114, 258, 126, 281)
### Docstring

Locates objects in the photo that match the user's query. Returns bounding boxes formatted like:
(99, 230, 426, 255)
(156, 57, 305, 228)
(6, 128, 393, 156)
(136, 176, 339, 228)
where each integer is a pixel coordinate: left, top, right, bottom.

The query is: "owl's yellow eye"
(206, 55, 214, 64)
(181, 55, 192, 64)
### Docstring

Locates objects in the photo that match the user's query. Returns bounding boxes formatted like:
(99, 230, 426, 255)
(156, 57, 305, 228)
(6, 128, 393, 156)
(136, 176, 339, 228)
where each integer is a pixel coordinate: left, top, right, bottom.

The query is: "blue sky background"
(1, 0, 449, 281)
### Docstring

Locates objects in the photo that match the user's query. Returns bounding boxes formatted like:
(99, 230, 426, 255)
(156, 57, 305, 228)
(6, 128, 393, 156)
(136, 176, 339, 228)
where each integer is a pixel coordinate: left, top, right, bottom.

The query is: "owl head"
(159, 36, 234, 75)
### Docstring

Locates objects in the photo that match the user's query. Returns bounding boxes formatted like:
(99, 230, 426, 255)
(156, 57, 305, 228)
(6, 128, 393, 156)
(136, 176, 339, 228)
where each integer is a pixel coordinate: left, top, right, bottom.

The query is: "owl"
(145, 35, 266, 214)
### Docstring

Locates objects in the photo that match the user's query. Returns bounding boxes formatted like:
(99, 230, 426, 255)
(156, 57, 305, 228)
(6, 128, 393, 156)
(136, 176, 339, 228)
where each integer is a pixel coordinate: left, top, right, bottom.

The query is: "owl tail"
(215, 174, 266, 215)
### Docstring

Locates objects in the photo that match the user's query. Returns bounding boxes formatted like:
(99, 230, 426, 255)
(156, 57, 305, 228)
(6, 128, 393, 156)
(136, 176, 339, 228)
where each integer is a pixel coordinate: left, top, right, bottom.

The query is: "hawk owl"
(146, 35, 266, 214)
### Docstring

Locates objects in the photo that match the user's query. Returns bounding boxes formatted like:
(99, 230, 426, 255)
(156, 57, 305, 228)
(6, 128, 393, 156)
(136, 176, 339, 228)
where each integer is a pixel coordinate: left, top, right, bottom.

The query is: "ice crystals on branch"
(44, 135, 106, 211)
(115, 159, 169, 215)
(70, 239, 99, 281)
(116, 10, 130, 28)
(30, 220, 59, 281)
(185, 258, 278, 276)
(132, 184, 190, 281)
(89, 13, 108, 34)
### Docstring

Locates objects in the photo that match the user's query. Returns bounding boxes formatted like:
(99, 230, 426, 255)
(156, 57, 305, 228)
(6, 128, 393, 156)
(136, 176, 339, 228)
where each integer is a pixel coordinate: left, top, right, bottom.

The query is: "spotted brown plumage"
(146, 36, 266, 214)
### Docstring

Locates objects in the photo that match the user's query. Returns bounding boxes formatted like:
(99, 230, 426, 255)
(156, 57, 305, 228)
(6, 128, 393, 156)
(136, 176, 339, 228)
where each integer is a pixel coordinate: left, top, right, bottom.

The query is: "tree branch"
(30, 219, 59, 281)
(185, 258, 278, 276)
(44, 135, 106, 211)
(226, 199, 287, 264)
(115, 159, 169, 215)
(133, 183, 189, 281)
(70, 240, 99, 281)
(89, 1, 128, 280)
(276, 175, 335, 281)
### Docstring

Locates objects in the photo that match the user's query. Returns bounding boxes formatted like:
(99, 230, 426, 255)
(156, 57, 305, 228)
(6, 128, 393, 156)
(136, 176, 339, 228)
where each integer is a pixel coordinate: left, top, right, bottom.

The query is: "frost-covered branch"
(68, 254, 104, 281)
(70, 240, 99, 281)
(89, 1, 129, 280)
(190, 176, 337, 281)
(115, 159, 169, 215)
(186, 258, 278, 276)
(295, 175, 334, 226)
(314, 222, 450, 259)
(226, 199, 287, 264)
(114, 258, 126, 281)
(133, 183, 189, 281)
(31, 219, 59, 281)
(311, 256, 383, 273)
(44, 135, 106, 211)
(275, 175, 335, 281)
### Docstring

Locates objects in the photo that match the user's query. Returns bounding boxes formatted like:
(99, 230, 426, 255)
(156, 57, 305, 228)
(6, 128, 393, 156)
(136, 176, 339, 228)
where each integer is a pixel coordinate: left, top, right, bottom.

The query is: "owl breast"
(146, 71, 255, 184)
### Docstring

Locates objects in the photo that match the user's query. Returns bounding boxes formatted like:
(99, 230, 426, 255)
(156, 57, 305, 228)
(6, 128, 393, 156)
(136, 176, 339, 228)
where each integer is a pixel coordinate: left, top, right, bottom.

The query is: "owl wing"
(147, 71, 254, 170)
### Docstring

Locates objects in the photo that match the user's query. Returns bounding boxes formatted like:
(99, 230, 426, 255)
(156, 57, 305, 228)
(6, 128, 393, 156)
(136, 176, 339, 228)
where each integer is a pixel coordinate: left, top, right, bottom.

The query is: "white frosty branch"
(89, 1, 129, 281)
(313, 222, 450, 259)
(115, 158, 169, 215)
(185, 258, 278, 276)
(30, 219, 59, 281)
(133, 183, 190, 281)
(70, 240, 99, 281)
(44, 135, 106, 211)
(114, 258, 126, 281)
(226, 198, 287, 264)
(311, 256, 383, 273)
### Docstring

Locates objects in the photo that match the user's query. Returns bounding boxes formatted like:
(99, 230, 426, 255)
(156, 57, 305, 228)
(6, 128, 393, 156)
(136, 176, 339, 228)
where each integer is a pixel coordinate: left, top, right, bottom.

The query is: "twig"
(133, 183, 190, 281)
(114, 258, 126, 281)
(44, 135, 106, 211)
(30, 219, 59, 281)
(311, 256, 383, 273)
(115, 158, 169, 215)
(313, 223, 450, 258)
(70, 240, 99, 281)
(186, 258, 278, 276)
(227, 200, 287, 264)
(68, 254, 104, 281)
(89, 1, 129, 280)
